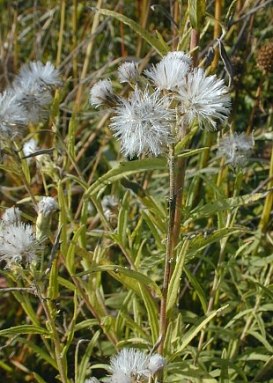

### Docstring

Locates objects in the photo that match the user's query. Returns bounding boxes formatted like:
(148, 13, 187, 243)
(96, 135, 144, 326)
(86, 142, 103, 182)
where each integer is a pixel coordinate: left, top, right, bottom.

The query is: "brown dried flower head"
(257, 42, 273, 73)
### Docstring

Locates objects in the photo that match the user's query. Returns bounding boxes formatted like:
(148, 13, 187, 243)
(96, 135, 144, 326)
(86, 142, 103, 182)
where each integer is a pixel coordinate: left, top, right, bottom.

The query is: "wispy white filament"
(110, 88, 174, 157)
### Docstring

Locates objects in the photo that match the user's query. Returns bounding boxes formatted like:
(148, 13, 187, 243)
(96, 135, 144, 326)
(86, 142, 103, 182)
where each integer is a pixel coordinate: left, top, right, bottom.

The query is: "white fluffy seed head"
(15, 61, 62, 89)
(0, 90, 28, 138)
(2, 207, 21, 225)
(218, 133, 254, 167)
(108, 348, 165, 382)
(147, 354, 166, 375)
(178, 67, 231, 130)
(117, 62, 139, 83)
(110, 87, 174, 158)
(145, 51, 191, 90)
(110, 348, 150, 379)
(0, 222, 38, 268)
(14, 85, 53, 123)
(89, 79, 115, 107)
(37, 197, 58, 216)
(165, 51, 192, 65)
(84, 378, 101, 383)
(110, 372, 131, 383)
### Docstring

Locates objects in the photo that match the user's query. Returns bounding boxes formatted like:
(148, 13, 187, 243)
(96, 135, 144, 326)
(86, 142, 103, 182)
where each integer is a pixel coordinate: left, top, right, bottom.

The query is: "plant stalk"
(158, 144, 176, 355)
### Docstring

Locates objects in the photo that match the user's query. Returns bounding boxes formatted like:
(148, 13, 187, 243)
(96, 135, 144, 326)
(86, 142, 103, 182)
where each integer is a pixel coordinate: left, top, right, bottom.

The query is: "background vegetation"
(0, 1, 273, 382)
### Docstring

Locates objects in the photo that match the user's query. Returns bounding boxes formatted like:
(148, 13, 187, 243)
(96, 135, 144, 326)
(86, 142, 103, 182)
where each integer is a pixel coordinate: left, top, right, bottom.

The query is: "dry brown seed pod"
(257, 42, 273, 73)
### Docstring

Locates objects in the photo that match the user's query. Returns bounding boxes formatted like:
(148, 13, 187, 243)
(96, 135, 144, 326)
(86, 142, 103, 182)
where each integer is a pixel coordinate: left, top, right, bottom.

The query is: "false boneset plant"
(90, 50, 232, 372)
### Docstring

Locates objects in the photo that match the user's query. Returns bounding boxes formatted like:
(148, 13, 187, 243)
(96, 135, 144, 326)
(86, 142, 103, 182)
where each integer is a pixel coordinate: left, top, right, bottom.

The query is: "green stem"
(159, 144, 176, 355)
(37, 288, 68, 383)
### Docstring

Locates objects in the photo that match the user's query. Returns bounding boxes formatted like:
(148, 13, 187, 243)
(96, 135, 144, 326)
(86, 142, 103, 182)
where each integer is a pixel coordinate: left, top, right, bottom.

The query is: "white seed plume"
(117, 62, 139, 83)
(145, 51, 191, 90)
(218, 132, 254, 167)
(178, 67, 231, 129)
(89, 79, 115, 107)
(165, 51, 192, 65)
(0, 222, 38, 268)
(12, 61, 61, 123)
(110, 87, 174, 157)
(109, 348, 166, 383)
(109, 348, 149, 381)
(0, 90, 28, 137)
(15, 61, 62, 89)
(2, 207, 21, 225)
(14, 85, 53, 123)
(38, 197, 58, 216)
(147, 353, 166, 375)
(84, 379, 100, 383)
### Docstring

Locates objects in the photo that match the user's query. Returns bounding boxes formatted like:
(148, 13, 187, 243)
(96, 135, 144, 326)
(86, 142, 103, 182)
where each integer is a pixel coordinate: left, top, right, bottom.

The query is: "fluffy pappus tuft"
(37, 197, 59, 216)
(145, 51, 191, 90)
(89, 79, 116, 108)
(178, 67, 231, 130)
(117, 62, 139, 83)
(15, 61, 62, 89)
(2, 207, 21, 225)
(110, 87, 174, 158)
(218, 132, 254, 167)
(0, 90, 28, 138)
(0, 222, 39, 268)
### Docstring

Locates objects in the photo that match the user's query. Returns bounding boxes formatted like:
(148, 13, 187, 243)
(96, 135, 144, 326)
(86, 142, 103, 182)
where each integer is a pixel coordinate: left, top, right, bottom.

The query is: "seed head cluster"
(90, 51, 231, 158)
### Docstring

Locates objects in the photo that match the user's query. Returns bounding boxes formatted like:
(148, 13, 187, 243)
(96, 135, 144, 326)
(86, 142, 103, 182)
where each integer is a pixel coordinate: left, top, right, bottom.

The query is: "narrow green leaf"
(184, 266, 207, 313)
(187, 227, 241, 256)
(77, 331, 101, 383)
(188, 192, 268, 221)
(33, 373, 47, 383)
(48, 259, 59, 300)
(77, 265, 162, 298)
(139, 285, 159, 344)
(167, 241, 189, 314)
(66, 225, 86, 274)
(172, 305, 229, 357)
(189, 0, 206, 30)
(95, 8, 169, 55)
(84, 158, 166, 198)
(0, 325, 49, 337)
(18, 338, 57, 369)
(117, 191, 130, 245)
(75, 319, 99, 332)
